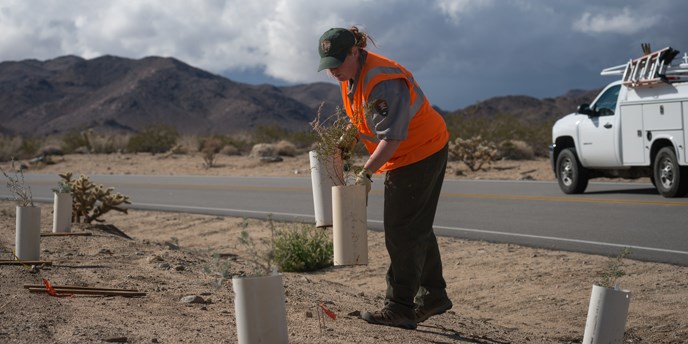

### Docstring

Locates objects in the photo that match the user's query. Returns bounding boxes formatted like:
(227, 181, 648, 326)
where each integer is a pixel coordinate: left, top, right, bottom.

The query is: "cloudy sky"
(1, 0, 687, 110)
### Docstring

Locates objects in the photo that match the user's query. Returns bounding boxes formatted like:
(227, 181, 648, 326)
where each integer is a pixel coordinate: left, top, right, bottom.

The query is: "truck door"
(578, 84, 621, 167)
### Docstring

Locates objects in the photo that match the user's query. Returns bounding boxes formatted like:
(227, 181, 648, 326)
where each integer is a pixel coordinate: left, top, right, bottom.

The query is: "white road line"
(131, 203, 688, 257)
(131, 202, 314, 219)
(432, 224, 688, 256)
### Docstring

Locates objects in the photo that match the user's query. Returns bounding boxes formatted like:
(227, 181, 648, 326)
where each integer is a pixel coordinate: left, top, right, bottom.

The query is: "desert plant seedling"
(203, 253, 234, 288)
(273, 224, 333, 272)
(597, 247, 632, 288)
(310, 104, 366, 185)
(238, 216, 276, 276)
(0, 159, 34, 207)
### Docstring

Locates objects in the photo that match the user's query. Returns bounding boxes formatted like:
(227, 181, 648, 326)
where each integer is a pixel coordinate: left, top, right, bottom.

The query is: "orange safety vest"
(341, 51, 448, 172)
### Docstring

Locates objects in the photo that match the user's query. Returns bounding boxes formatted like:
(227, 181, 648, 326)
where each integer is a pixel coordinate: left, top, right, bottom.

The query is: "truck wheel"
(556, 148, 588, 194)
(653, 147, 688, 197)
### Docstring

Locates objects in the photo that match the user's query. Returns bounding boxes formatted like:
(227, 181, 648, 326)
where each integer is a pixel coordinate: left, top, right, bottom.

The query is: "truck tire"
(556, 148, 588, 194)
(653, 147, 688, 197)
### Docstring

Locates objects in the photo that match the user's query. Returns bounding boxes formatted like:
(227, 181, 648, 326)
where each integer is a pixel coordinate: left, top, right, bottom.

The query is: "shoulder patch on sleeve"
(373, 99, 389, 117)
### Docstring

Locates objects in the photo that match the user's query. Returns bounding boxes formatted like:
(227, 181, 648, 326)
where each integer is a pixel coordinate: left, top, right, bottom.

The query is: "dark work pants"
(383, 144, 448, 312)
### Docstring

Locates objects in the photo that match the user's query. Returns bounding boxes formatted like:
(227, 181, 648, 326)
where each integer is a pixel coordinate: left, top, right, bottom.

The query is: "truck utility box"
(551, 45, 688, 197)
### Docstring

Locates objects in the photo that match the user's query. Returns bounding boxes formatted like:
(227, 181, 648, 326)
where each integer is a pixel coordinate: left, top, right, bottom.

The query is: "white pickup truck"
(550, 46, 688, 198)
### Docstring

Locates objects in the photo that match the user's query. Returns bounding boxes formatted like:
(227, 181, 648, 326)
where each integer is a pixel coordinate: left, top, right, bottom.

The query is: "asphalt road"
(2, 174, 687, 266)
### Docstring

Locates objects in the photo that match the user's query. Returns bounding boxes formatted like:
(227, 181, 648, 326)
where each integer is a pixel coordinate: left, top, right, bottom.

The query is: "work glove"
(337, 132, 357, 161)
(355, 168, 373, 204)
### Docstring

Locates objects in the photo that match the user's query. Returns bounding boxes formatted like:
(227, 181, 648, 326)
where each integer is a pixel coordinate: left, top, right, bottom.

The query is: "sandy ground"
(0, 153, 686, 344)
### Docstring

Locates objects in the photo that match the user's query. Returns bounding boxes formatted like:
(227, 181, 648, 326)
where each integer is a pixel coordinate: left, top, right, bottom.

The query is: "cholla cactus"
(58, 173, 131, 224)
(449, 135, 498, 172)
(52, 173, 73, 193)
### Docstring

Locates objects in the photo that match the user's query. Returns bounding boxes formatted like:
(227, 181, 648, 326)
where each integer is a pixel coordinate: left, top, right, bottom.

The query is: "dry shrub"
(38, 144, 64, 157)
(92, 134, 129, 154)
(37, 136, 65, 157)
(275, 140, 297, 157)
(0, 136, 23, 162)
(220, 144, 240, 156)
(177, 135, 199, 155)
(200, 137, 224, 168)
(81, 130, 130, 154)
(0, 159, 34, 207)
(249, 143, 277, 158)
(499, 140, 534, 160)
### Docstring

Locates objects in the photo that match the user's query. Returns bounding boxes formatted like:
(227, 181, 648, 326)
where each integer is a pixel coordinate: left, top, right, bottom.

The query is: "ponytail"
(348, 25, 375, 49)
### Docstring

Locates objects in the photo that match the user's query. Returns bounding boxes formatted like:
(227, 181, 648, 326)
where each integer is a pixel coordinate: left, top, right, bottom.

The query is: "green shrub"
(274, 224, 333, 272)
(60, 129, 90, 153)
(127, 124, 179, 153)
(19, 137, 42, 157)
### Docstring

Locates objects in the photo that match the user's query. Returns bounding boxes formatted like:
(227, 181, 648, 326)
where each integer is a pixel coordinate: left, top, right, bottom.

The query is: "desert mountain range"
(0, 55, 600, 137)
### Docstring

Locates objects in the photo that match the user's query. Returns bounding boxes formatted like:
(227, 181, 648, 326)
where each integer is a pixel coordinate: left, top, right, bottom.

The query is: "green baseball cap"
(317, 28, 355, 71)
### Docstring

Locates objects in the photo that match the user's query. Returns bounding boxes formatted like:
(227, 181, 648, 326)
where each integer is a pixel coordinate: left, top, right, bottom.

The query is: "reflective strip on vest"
(362, 66, 425, 120)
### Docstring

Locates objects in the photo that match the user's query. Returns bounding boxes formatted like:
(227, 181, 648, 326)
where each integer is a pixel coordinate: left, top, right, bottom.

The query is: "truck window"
(593, 85, 620, 116)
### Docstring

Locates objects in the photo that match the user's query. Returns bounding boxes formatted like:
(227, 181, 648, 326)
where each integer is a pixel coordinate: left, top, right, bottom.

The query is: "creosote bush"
(273, 224, 333, 272)
(60, 129, 91, 154)
(127, 124, 179, 154)
(0, 136, 41, 161)
(0, 136, 25, 162)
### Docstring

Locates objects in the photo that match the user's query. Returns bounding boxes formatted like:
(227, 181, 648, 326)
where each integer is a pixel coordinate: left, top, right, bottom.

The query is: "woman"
(317, 26, 453, 330)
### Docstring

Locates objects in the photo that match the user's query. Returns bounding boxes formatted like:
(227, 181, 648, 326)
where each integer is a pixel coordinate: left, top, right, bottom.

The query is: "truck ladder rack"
(600, 46, 685, 87)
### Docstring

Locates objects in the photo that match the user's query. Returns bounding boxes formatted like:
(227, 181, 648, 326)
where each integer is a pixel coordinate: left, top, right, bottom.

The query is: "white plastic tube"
(332, 184, 368, 265)
(15, 206, 41, 260)
(309, 150, 343, 228)
(52, 192, 72, 233)
(232, 274, 288, 344)
(583, 284, 631, 344)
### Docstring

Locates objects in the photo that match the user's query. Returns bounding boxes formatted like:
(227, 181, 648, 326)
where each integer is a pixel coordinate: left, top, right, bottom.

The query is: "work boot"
(360, 307, 417, 330)
(415, 297, 453, 323)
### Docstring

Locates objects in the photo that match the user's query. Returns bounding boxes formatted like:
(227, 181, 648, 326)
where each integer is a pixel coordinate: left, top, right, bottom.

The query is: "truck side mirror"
(577, 103, 593, 115)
